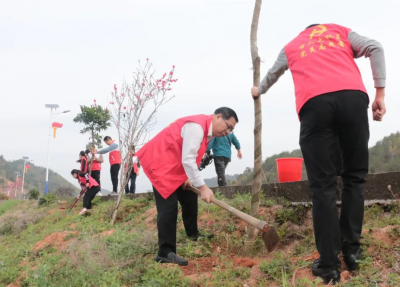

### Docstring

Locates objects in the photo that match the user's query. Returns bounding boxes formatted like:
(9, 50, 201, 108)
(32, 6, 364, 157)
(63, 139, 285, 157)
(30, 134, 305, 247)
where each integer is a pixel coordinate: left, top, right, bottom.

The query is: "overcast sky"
(1, 0, 399, 193)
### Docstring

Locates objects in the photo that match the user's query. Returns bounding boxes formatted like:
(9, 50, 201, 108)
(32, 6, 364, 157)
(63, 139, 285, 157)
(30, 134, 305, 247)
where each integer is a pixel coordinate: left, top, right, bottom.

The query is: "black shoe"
(155, 252, 188, 266)
(312, 259, 340, 285)
(343, 248, 362, 271)
(190, 233, 214, 241)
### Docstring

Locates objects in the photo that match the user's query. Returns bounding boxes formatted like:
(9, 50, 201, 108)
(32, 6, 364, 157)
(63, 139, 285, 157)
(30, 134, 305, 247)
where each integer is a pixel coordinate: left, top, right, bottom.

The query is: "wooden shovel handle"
(188, 185, 269, 231)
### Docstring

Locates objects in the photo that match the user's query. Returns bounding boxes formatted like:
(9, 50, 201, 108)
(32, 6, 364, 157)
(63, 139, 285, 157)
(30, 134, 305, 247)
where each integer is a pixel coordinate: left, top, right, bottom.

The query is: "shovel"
(188, 185, 280, 252)
(68, 188, 87, 213)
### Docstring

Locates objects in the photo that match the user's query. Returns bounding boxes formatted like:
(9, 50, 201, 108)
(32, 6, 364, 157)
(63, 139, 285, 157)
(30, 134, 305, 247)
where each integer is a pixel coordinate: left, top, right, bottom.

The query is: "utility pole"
(21, 156, 29, 199)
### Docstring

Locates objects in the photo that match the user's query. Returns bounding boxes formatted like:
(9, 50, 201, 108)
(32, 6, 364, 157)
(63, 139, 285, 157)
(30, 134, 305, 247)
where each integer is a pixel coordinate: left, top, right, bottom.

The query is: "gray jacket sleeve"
(258, 48, 289, 94)
(348, 31, 386, 87)
(97, 143, 118, 154)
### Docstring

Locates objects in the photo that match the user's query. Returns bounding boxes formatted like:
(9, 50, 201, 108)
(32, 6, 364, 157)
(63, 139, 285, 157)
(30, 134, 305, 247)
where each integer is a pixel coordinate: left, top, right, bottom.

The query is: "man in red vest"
(93, 136, 121, 194)
(251, 24, 386, 284)
(136, 107, 239, 266)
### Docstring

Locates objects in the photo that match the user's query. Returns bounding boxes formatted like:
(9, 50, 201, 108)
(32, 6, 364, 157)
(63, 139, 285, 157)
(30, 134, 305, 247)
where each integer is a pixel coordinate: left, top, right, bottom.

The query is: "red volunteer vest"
(91, 159, 101, 171)
(78, 174, 99, 189)
(109, 141, 121, 165)
(136, 114, 213, 199)
(80, 156, 88, 173)
(284, 24, 367, 115)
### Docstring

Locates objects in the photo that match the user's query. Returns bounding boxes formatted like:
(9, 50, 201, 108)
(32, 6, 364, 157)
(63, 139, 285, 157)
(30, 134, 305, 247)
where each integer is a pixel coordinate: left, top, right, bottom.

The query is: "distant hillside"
(0, 155, 77, 194)
(205, 132, 400, 187)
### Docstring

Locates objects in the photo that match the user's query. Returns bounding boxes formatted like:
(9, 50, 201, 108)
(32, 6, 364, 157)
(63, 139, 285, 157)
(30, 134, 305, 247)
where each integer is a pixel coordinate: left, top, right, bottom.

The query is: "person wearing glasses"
(136, 107, 239, 266)
(206, 133, 242, 186)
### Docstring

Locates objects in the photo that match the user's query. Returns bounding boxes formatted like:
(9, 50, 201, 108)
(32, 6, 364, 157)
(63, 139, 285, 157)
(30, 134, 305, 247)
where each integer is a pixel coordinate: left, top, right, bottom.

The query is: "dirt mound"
(367, 226, 398, 246)
(233, 257, 259, 268)
(180, 257, 220, 276)
(100, 229, 115, 236)
(33, 231, 79, 253)
(139, 206, 157, 229)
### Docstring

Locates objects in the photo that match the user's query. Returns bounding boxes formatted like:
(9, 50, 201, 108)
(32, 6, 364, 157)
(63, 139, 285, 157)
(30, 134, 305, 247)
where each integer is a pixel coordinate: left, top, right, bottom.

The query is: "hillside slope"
(1, 195, 399, 286)
(0, 156, 77, 194)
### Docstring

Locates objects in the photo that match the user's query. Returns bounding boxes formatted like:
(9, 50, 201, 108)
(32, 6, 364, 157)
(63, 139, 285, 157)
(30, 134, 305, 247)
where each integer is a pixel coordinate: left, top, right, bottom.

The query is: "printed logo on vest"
(299, 25, 346, 58)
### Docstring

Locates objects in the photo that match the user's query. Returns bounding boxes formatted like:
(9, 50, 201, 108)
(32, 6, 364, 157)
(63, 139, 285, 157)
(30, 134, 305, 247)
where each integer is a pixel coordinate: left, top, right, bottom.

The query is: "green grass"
(0, 196, 399, 286)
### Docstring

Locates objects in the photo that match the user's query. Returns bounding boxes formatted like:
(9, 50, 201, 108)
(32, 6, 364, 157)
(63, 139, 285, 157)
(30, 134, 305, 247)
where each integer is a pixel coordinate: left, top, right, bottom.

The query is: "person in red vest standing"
(124, 145, 140, 194)
(251, 24, 386, 284)
(93, 136, 121, 194)
(71, 169, 100, 215)
(77, 151, 88, 173)
(136, 107, 239, 266)
(87, 148, 104, 196)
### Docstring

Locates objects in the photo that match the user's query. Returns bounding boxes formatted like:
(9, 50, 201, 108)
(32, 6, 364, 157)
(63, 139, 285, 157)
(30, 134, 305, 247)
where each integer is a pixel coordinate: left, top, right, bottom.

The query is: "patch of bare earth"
(32, 231, 79, 253)
(138, 206, 157, 230)
(100, 229, 115, 236)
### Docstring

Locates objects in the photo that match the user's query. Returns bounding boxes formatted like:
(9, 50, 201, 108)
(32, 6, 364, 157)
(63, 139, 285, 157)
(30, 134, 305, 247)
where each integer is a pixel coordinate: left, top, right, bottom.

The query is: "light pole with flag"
(44, 104, 70, 194)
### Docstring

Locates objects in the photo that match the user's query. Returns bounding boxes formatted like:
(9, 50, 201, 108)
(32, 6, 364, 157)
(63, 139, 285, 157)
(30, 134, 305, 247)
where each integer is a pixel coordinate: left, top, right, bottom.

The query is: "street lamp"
(44, 104, 70, 194)
(21, 156, 29, 199)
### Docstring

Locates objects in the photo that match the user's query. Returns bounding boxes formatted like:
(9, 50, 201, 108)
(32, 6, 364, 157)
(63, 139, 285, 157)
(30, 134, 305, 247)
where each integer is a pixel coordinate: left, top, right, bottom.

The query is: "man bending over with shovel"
(136, 107, 239, 266)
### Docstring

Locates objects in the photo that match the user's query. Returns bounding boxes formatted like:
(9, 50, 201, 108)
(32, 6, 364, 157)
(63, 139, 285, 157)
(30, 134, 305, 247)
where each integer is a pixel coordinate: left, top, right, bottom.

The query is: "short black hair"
(305, 24, 320, 29)
(214, 107, 239, 123)
(79, 151, 85, 157)
(104, 136, 112, 141)
(71, 169, 80, 175)
(130, 145, 135, 151)
(85, 149, 90, 155)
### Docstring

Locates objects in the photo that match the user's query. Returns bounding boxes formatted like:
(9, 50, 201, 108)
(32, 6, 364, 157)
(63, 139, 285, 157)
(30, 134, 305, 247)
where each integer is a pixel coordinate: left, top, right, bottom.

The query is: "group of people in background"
(70, 136, 141, 215)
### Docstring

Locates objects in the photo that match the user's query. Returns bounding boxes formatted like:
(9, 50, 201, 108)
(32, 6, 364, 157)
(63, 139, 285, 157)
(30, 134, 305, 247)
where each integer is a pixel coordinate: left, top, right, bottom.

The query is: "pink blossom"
(124, 106, 126, 109)
(117, 122, 120, 127)
(121, 93, 125, 97)
(105, 107, 108, 111)
(142, 83, 145, 87)
(131, 108, 134, 111)
(170, 71, 173, 76)
(94, 99, 96, 103)
(136, 95, 140, 99)
(111, 92, 113, 95)
(110, 101, 114, 104)
(146, 58, 149, 61)
(114, 84, 117, 91)
(173, 65, 175, 68)
(162, 73, 166, 79)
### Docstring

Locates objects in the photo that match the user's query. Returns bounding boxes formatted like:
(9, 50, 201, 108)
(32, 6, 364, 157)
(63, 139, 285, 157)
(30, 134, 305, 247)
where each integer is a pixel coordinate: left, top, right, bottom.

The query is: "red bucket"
(275, 158, 304, 183)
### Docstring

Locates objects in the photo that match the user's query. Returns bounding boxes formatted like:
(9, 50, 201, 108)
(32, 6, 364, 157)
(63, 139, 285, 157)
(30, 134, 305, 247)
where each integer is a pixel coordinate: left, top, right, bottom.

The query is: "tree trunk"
(244, 0, 263, 255)
(88, 129, 95, 177)
(110, 153, 130, 225)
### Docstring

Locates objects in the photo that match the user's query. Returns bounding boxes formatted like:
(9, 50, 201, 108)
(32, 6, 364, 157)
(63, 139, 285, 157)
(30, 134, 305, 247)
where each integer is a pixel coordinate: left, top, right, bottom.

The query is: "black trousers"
(214, 156, 231, 186)
(125, 172, 137, 194)
(83, 186, 100, 209)
(91, 170, 101, 188)
(299, 90, 369, 270)
(110, 164, 120, 192)
(153, 186, 199, 257)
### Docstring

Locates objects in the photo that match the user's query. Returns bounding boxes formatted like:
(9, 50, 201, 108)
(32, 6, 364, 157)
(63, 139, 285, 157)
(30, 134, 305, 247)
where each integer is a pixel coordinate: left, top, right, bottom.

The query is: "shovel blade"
(262, 228, 280, 253)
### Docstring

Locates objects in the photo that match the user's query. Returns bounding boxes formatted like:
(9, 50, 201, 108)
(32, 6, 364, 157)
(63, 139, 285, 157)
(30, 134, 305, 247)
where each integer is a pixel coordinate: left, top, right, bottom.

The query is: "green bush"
(38, 193, 56, 206)
(27, 189, 40, 200)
